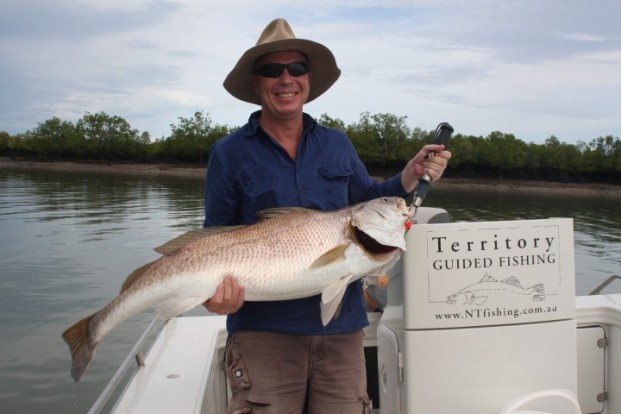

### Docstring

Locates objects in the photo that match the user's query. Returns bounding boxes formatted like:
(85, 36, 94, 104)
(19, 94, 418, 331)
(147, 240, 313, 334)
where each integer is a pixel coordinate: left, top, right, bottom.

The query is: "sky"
(1, 0, 620, 145)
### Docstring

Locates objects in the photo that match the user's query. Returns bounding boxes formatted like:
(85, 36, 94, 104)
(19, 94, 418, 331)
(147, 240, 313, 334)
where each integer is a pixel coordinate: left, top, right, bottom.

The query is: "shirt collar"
(243, 110, 317, 137)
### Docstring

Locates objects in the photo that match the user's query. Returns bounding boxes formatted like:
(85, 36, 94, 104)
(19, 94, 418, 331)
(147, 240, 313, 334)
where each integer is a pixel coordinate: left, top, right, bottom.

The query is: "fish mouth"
(350, 197, 410, 252)
(353, 226, 399, 255)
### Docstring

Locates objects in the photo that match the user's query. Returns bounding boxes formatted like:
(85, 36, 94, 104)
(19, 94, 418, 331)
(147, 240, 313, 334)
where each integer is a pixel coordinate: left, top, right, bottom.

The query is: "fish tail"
(62, 315, 98, 382)
(532, 283, 545, 301)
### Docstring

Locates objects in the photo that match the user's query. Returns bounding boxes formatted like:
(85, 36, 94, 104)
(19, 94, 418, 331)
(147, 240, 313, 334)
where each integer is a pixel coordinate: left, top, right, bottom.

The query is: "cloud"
(0, 0, 620, 144)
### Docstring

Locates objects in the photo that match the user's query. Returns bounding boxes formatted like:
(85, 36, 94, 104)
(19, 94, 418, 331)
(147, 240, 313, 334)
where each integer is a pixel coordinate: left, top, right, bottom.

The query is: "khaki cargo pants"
(225, 330, 371, 414)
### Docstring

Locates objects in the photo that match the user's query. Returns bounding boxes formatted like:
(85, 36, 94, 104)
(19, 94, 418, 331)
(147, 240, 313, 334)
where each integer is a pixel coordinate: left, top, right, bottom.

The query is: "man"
(203, 18, 451, 414)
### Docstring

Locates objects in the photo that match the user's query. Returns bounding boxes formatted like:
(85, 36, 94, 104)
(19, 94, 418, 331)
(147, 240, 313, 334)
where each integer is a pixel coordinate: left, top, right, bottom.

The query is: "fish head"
(351, 197, 411, 251)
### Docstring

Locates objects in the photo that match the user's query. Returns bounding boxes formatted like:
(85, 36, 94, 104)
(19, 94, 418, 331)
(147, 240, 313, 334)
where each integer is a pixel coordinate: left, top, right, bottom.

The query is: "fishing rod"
(410, 122, 454, 216)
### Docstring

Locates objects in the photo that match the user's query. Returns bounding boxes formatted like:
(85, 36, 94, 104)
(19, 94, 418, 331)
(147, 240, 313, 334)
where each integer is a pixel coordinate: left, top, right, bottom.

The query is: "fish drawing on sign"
(62, 197, 412, 382)
(445, 273, 545, 306)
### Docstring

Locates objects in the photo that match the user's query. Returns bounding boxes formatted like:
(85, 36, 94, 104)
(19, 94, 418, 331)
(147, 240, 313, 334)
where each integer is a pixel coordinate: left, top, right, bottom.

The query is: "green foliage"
(581, 135, 621, 179)
(345, 112, 417, 174)
(0, 131, 12, 155)
(76, 112, 145, 160)
(156, 111, 233, 163)
(447, 134, 476, 169)
(317, 113, 346, 130)
(19, 117, 84, 158)
(1, 111, 619, 184)
(483, 131, 528, 179)
(541, 135, 581, 178)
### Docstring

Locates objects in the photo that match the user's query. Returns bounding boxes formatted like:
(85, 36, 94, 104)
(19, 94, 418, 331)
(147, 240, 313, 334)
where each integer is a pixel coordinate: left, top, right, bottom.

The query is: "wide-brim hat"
(223, 18, 341, 105)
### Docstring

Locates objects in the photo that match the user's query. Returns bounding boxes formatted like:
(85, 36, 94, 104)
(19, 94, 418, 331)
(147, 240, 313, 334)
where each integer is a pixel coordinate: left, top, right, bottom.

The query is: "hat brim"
(223, 38, 341, 105)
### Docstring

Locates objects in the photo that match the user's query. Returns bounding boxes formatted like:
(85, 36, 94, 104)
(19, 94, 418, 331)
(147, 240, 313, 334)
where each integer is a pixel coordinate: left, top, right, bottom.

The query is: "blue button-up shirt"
(204, 111, 408, 334)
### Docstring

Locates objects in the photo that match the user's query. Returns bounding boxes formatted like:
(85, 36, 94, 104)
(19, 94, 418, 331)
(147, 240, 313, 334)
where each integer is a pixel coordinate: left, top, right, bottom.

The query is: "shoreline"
(2, 158, 620, 198)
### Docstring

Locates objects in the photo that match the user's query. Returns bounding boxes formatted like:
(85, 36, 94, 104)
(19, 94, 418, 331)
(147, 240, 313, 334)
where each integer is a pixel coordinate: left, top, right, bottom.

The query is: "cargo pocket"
(225, 336, 255, 413)
(226, 347, 253, 391)
(362, 396, 372, 414)
(227, 397, 253, 414)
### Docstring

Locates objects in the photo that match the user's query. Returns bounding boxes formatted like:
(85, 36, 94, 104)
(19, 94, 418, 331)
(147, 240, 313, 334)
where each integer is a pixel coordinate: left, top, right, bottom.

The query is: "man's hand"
(203, 275, 245, 315)
(401, 144, 452, 193)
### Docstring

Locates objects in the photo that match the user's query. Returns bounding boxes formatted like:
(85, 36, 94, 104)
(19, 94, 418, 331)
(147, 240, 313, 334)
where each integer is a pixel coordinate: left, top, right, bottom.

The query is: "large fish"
(62, 197, 412, 382)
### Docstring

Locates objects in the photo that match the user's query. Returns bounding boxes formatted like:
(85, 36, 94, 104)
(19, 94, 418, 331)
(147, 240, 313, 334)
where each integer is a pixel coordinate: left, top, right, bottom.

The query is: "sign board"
(403, 219, 575, 329)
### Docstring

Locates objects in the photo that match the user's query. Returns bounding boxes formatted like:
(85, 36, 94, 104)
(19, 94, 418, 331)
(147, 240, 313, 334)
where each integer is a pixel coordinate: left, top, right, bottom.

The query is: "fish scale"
(193, 211, 351, 297)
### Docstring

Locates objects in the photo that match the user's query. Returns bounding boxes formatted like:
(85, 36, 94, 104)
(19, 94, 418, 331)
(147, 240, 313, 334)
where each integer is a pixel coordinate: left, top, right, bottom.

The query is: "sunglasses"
(253, 62, 310, 78)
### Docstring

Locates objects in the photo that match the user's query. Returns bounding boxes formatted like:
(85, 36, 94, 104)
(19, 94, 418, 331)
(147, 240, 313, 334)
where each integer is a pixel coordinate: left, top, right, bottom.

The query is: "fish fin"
(501, 276, 523, 288)
(531, 283, 545, 300)
(474, 296, 488, 306)
(480, 273, 496, 282)
(62, 315, 98, 382)
(120, 259, 158, 293)
(255, 207, 308, 221)
(156, 296, 207, 321)
(320, 275, 353, 326)
(364, 275, 379, 286)
(154, 227, 245, 255)
(365, 253, 402, 277)
(364, 273, 389, 287)
(309, 244, 350, 269)
(464, 291, 486, 305)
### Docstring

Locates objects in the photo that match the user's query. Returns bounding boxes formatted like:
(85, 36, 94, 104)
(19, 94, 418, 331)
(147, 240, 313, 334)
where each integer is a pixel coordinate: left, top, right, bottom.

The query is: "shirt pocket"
(238, 175, 278, 214)
(317, 166, 353, 206)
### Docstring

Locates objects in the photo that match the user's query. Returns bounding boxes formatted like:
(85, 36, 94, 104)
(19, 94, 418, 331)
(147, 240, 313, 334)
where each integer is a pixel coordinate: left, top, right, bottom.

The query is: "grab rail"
(88, 315, 164, 414)
(589, 275, 621, 295)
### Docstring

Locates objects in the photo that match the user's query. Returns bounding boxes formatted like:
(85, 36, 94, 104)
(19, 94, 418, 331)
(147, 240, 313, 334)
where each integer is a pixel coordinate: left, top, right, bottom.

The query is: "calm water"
(0, 168, 619, 413)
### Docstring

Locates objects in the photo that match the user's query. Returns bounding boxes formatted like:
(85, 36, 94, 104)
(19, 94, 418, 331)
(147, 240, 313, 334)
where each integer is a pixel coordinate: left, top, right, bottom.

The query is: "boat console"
(376, 215, 606, 413)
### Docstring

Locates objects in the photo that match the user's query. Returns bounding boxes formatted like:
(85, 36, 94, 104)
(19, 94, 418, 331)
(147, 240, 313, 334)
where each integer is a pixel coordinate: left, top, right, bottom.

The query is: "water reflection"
(0, 169, 208, 413)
